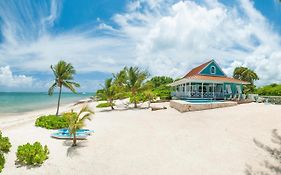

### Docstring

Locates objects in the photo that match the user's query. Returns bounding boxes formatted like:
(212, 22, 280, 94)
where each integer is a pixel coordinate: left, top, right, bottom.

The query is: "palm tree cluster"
(97, 66, 154, 109)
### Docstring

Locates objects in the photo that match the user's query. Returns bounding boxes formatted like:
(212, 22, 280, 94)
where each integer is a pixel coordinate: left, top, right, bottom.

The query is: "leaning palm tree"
(64, 106, 94, 146)
(48, 60, 80, 116)
(96, 78, 116, 110)
(233, 66, 259, 94)
(233, 66, 259, 84)
(124, 67, 149, 108)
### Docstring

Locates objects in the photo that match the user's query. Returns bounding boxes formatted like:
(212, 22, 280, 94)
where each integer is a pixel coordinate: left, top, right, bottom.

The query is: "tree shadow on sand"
(246, 129, 281, 175)
(63, 140, 88, 158)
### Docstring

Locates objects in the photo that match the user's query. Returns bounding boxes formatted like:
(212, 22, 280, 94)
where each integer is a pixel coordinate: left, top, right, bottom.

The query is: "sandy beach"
(1, 102, 281, 175)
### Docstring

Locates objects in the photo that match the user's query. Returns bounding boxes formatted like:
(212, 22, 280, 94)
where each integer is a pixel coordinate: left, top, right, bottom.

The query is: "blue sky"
(0, 0, 281, 92)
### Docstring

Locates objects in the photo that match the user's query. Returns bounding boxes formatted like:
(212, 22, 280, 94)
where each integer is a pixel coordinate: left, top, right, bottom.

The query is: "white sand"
(1, 102, 281, 175)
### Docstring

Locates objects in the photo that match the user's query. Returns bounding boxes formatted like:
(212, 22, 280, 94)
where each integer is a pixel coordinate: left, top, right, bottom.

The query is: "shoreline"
(0, 99, 94, 130)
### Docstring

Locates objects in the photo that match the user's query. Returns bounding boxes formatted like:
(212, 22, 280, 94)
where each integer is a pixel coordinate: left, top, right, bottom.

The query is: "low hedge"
(16, 142, 49, 166)
(35, 115, 68, 129)
(96, 102, 115, 108)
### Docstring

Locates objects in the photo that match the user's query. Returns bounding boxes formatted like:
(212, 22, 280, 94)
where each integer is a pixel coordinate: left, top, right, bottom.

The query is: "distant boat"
(82, 92, 86, 95)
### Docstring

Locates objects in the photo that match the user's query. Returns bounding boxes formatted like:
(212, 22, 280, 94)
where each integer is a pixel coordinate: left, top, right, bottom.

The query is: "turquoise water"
(184, 99, 224, 103)
(0, 92, 93, 114)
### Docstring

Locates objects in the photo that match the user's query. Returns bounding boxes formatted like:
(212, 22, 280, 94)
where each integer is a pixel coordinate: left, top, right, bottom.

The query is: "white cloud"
(111, 0, 281, 86)
(0, 0, 281, 90)
(0, 66, 33, 88)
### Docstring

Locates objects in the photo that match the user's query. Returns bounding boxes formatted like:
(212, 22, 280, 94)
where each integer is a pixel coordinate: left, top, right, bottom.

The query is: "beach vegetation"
(64, 106, 94, 146)
(233, 67, 259, 94)
(16, 142, 49, 166)
(48, 60, 80, 116)
(122, 67, 150, 108)
(147, 76, 173, 100)
(96, 78, 117, 110)
(256, 83, 281, 96)
(96, 102, 115, 108)
(35, 115, 68, 129)
(0, 132, 11, 172)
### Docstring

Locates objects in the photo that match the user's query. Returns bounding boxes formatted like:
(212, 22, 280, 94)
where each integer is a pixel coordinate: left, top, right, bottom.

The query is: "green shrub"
(35, 115, 68, 129)
(0, 131, 11, 172)
(152, 86, 172, 100)
(16, 142, 49, 166)
(96, 102, 115, 108)
(0, 153, 4, 173)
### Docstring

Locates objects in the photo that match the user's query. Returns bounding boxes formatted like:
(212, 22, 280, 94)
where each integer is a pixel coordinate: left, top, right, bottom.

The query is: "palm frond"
(48, 83, 57, 95)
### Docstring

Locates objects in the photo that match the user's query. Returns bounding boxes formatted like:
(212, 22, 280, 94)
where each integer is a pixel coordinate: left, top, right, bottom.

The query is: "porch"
(171, 82, 227, 100)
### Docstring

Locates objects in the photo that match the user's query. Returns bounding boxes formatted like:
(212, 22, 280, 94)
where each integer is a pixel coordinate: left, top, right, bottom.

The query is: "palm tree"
(124, 67, 149, 108)
(233, 67, 259, 84)
(143, 90, 156, 108)
(64, 106, 94, 146)
(233, 66, 259, 94)
(96, 78, 116, 110)
(48, 60, 80, 116)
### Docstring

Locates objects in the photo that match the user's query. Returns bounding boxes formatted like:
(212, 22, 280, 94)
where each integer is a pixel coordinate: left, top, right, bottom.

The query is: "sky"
(0, 0, 281, 92)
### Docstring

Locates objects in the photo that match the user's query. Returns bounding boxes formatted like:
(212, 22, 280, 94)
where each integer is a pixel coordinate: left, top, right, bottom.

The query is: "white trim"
(210, 66, 216, 74)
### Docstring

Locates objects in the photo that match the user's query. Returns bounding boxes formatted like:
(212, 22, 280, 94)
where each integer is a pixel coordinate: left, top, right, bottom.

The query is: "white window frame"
(210, 66, 216, 74)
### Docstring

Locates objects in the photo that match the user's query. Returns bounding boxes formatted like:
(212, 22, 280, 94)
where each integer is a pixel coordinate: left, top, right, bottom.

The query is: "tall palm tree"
(96, 78, 116, 110)
(48, 60, 80, 116)
(64, 106, 94, 146)
(124, 67, 149, 108)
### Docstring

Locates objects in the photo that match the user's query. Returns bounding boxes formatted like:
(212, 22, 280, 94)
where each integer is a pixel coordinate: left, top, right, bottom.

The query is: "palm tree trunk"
(72, 133, 77, 146)
(134, 101, 137, 108)
(56, 86, 62, 116)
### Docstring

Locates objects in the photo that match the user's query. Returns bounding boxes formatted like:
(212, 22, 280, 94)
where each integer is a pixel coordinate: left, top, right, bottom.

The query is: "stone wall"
(170, 100, 237, 112)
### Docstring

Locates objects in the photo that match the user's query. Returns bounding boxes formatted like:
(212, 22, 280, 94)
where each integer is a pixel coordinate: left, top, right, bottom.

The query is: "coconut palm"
(124, 67, 149, 108)
(233, 66, 259, 84)
(233, 66, 259, 94)
(96, 78, 116, 110)
(143, 90, 156, 108)
(64, 106, 94, 146)
(48, 60, 80, 116)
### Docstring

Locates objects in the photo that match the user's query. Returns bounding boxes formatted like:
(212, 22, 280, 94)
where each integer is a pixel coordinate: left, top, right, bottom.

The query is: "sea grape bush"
(16, 142, 49, 166)
(0, 131, 12, 172)
(35, 115, 68, 129)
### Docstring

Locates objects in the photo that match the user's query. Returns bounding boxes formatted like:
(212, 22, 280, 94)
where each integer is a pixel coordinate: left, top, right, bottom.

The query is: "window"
(210, 66, 216, 74)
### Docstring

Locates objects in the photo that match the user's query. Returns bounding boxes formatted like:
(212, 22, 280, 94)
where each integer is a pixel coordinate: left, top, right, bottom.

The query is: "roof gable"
(199, 60, 226, 77)
(183, 60, 226, 78)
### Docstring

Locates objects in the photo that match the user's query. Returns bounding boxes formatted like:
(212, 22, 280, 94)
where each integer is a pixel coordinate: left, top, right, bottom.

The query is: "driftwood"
(151, 106, 167, 111)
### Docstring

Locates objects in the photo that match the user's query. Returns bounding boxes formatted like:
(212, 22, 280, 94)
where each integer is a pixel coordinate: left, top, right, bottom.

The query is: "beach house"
(169, 60, 250, 100)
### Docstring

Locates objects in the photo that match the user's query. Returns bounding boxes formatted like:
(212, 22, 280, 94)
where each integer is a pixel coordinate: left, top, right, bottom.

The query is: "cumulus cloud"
(0, 0, 281, 91)
(0, 66, 33, 88)
(113, 0, 281, 85)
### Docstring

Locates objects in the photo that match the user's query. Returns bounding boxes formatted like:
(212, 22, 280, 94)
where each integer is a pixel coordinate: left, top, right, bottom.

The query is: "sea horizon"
(0, 92, 94, 115)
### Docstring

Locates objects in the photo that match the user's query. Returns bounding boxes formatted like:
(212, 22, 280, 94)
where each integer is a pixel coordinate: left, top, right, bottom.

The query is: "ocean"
(0, 92, 93, 114)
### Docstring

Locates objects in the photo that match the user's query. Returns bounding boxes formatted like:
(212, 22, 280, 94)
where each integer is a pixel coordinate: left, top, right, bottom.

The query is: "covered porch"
(169, 79, 242, 100)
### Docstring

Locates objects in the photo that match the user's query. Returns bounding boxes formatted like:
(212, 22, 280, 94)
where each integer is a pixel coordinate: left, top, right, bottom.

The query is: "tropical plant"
(16, 142, 49, 166)
(64, 106, 94, 146)
(148, 76, 173, 88)
(0, 132, 11, 172)
(96, 78, 116, 110)
(233, 67, 259, 94)
(143, 90, 156, 108)
(96, 102, 115, 108)
(124, 67, 149, 108)
(48, 60, 80, 116)
(35, 115, 68, 129)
